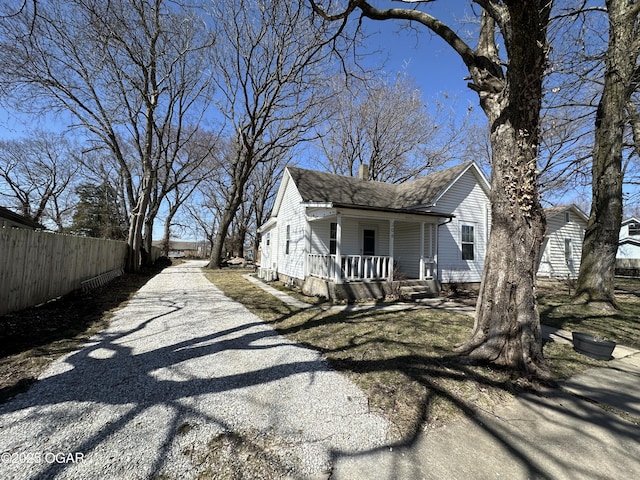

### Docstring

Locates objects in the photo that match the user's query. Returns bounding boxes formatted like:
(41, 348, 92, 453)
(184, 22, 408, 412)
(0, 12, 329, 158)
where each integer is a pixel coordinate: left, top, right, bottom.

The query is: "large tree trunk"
(575, 0, 637, 307)
(454, 7, 550, 378)
(208, 203, 238, 268)
(125, 168, 154, 272)
(207, 149, 255, 269)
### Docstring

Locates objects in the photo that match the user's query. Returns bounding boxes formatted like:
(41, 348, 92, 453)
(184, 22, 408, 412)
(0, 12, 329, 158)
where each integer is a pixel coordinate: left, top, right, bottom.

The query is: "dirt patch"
(0, 258, 173, 404)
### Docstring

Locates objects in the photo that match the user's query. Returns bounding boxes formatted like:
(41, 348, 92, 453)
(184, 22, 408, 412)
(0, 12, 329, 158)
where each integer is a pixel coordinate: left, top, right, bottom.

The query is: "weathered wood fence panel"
(0, 228, 129, 316)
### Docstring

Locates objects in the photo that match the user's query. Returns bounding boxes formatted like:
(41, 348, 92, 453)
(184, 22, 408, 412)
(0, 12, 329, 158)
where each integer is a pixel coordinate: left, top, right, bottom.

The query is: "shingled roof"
(544, 204, 588, 222)
(0, 206, 43, 230)
(286, 161, 477, 211)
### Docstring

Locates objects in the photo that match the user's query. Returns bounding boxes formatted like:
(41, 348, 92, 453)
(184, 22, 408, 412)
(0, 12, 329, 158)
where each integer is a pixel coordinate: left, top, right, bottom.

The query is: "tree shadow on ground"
(0, 258, 172, 404)
(1, 265, 638, 479)
(263, 304, 640, 479)
(0, 266, 384, 478)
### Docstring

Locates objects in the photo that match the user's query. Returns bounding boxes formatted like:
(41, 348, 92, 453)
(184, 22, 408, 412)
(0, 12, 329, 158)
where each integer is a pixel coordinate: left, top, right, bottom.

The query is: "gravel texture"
(0, 261, 389, 479)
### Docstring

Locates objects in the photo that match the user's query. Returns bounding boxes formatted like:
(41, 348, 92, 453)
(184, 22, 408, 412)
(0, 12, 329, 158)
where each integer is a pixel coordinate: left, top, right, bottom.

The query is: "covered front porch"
(304, 206, 445, 285)
(307, 253, 436, 283)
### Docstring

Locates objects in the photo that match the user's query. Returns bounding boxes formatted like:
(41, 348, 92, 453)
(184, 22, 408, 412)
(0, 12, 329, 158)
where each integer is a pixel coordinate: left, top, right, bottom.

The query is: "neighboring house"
(258, 162, 491, 299)
(0, 206, 43, 230)
(538, 204, 588, 279)
(617, 217, 640, 259)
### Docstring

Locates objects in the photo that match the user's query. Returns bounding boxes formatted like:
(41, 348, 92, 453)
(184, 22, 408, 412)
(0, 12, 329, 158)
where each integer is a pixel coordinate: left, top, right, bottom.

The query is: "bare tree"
(312, 0, 553, 378)
(246, 158, 290, 260)
(0, 132, 79, 229)
(575, 0, 640, 307)
(317, 73, 469, 182)
(204, 0, 348, 268)
(154, 128, 219, 257)
(0, 0, 214, 271)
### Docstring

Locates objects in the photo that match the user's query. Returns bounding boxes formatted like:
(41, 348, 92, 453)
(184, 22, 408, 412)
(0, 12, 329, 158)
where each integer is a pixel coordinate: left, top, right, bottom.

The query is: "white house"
(538, 204, 588, 279)
(258, 162, 491, 299)
(617, 217, 640, 259)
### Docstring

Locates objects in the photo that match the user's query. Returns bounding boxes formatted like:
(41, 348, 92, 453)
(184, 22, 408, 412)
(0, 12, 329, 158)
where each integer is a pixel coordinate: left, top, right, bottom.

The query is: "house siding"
(434, 169, 489, 283)
(618, 219, 640, 259)
(538, 214, 585, 278)
(259, 224, 277, 270)
(310, 220, 330, 254)
(276, 178, 307, 280)
(618, 242, 640, 259)
(394, 222, 421, 279)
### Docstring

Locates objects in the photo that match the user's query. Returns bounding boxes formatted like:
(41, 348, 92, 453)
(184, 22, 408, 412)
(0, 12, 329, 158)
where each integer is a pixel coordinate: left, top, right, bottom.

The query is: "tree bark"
(575, 0, 639, 307)
(453, 6, 550, 377)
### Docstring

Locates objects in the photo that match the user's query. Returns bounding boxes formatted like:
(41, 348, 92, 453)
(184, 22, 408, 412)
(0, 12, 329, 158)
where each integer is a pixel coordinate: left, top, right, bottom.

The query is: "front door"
(363, 229, 375, 256)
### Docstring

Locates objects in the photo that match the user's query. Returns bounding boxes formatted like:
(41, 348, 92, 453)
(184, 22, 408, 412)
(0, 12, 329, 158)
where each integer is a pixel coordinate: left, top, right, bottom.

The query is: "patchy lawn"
(0, 258, 173, 404)
(537, 277, 640, 350)
(205, 270, 519, 442)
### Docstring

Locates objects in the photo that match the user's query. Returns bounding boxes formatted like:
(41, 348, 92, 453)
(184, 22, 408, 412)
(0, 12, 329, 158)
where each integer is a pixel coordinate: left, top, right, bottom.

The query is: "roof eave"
(333, 202, 454, 218)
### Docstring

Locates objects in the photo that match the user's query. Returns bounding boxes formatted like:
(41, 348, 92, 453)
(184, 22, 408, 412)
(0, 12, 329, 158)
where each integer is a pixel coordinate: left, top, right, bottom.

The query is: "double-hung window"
(285, 225, 290, 254)
(329, 222, 337, 254)
(461, 225, 474, 260)
(564, 238, 572, 263)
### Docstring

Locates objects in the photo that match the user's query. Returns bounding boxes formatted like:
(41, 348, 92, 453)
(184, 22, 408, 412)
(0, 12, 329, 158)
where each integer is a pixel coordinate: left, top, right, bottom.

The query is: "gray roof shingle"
(287, 161, 474, 211)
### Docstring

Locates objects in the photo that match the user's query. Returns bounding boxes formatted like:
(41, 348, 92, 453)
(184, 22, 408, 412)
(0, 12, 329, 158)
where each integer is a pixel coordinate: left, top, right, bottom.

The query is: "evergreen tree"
(70, 183, 128, 240)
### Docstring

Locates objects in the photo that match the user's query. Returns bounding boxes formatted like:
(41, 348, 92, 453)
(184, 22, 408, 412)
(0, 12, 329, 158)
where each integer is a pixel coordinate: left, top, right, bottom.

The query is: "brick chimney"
(358, 164, 369, 180)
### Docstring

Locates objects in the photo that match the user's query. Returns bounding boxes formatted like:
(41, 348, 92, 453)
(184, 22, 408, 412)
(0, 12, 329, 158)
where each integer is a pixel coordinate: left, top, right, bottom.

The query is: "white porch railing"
(308, 254, 437, 282)
(308, 253, 337, 280)
(343, 255, 391, 281)
(307, 254, 391, 281)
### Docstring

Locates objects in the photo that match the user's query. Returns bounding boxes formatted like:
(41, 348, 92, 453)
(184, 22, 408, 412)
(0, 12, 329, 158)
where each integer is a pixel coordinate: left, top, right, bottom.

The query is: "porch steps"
(398, 280, 438, 300)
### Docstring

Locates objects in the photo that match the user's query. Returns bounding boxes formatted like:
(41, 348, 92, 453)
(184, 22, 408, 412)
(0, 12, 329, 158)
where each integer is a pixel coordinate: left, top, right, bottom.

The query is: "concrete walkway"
(248, 273, 640, 479)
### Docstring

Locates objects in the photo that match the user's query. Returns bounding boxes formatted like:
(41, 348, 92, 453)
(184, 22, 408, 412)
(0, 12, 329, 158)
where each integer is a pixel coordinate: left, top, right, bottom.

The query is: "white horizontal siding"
(394, 222, 421, 278)
(310, 220, 331, 254)
(618, 242, 640, 259)
(259, 224, 278, 270)
(277, 180, 306, 280)
(539, 215, 585, 278)
(435, 168, 490, 283)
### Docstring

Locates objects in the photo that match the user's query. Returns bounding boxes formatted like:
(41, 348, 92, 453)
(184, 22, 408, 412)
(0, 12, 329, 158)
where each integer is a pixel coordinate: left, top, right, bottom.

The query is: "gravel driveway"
(0, 261, 388, 479)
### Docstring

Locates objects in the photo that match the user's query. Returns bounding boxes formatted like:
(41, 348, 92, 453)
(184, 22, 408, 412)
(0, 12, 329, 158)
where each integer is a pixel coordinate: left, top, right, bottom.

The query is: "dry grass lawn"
(205, 270, 518, 441)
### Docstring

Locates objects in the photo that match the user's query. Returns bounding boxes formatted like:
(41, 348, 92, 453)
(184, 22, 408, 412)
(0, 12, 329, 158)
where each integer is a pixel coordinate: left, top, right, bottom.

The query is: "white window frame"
(461, 224, 474, 261)
(285, 225, 290, 255)
(564, 238, 572, 263)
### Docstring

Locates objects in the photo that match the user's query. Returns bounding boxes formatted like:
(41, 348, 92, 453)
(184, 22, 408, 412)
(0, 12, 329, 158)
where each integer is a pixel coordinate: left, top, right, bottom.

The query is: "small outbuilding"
(617, 217, 640, 260)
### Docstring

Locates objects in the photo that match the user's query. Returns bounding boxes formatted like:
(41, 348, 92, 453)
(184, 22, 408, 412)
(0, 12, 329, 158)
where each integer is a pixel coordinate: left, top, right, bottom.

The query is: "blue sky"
(359, 4, 478, 109)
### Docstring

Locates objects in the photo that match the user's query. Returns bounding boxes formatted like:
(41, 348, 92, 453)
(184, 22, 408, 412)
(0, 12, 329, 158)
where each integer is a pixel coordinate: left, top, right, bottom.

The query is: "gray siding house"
(258, 162, 491, 299)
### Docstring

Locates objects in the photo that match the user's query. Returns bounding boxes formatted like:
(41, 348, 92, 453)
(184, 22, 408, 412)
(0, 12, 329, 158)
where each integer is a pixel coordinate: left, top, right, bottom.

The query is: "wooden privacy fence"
(0, 228, 129, 316)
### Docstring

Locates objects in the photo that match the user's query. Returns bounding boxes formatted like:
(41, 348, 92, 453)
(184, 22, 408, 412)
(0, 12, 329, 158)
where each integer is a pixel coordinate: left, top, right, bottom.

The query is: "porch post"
(389, 219, 395, 281)
(419, 222, 425, 280)
(434, 222, 439, 279)
(334, 213, 342, 284)
(304, 220, 311, 277)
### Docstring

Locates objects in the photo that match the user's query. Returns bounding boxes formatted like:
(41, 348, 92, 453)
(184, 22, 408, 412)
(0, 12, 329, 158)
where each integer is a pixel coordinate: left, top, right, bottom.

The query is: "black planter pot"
(572, 332, 616, 360)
